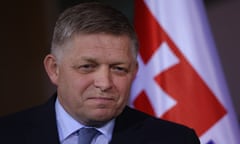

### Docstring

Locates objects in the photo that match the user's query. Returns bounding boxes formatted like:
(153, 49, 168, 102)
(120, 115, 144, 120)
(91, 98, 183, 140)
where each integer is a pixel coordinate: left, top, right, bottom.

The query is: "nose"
(94, 67, 113, 92)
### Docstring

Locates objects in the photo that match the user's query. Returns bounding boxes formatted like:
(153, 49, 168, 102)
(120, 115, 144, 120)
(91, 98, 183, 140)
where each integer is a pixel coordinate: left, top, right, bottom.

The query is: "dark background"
(1, 0, 239, 125)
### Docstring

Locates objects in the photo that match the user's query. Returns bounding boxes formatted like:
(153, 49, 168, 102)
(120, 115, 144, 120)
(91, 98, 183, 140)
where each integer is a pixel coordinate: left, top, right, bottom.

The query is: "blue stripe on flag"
(207, 140, 215, 144)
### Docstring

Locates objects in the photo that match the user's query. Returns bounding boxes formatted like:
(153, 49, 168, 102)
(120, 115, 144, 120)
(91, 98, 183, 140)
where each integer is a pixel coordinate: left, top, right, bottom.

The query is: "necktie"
(78, 128, 99, 144)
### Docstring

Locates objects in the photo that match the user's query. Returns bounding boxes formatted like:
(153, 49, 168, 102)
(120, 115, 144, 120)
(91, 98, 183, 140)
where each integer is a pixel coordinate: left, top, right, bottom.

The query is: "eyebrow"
(80, 56, 130, 65)
(79, 56, 98, 63)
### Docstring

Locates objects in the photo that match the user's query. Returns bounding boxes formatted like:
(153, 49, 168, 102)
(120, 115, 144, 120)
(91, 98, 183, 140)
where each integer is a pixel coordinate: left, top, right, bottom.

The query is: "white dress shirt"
(55, 98, 115, 144)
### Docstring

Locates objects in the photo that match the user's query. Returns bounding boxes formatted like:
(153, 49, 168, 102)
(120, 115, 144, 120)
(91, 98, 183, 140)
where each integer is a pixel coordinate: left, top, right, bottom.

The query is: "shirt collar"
(55, 98, 115, 142)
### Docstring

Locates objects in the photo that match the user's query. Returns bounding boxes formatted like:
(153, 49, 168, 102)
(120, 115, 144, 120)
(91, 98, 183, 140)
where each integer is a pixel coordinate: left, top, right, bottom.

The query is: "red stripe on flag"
(133, 91, 156, 116)
(155, 56, 227, 136)
(134, 0, 164, 64)
(134, 0, 227, 136)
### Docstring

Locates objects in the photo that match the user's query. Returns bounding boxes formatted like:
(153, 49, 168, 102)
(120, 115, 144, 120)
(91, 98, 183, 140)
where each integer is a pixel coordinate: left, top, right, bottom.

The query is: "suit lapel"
(109, 107, 147, 144)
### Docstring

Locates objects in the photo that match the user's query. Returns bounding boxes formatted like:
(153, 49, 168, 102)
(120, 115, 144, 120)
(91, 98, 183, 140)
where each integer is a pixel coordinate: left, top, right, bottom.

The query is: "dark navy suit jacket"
(0, 95, 200, 144)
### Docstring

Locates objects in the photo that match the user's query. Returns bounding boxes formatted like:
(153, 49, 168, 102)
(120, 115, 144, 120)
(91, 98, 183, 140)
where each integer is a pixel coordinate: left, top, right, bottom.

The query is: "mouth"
(87, 96, 115, 103)
(86, 97, 116, 109)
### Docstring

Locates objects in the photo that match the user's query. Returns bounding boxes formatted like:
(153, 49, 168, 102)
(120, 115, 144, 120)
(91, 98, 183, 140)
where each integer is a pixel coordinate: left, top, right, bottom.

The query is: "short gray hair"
(51, 2, 139, 60)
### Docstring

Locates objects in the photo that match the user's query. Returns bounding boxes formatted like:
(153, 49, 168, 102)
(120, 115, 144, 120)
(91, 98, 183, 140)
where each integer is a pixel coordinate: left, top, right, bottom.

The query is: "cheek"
(68, 73, 93, 91)
(114, 77, 133, 99)
(57, 72, 94, 103)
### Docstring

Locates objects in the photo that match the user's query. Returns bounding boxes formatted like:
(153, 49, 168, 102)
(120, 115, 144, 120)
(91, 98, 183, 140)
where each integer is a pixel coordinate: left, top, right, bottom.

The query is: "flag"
(129, 0, 240, 143)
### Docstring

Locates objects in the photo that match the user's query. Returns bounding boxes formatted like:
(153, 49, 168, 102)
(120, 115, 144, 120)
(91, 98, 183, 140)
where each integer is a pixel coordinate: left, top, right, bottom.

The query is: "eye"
(76, 64, 97, 73)
(112, 66, 129, 75)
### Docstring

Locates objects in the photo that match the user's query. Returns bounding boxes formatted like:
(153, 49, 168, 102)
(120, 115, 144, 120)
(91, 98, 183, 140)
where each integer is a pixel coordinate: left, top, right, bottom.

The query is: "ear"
(132, 61, 139, 79)
(44, 54, 59, 85)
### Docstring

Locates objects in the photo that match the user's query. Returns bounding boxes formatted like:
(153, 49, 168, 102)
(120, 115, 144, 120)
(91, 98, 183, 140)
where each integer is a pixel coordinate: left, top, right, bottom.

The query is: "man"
(0, 2, 200, 144)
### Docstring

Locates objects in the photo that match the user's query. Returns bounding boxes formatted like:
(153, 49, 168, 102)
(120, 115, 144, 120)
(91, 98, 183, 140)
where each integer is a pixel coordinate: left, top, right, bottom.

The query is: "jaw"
(76, 104, 124, 127)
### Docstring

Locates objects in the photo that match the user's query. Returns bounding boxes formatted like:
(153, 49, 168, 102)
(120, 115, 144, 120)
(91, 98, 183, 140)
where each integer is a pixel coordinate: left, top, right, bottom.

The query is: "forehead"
(63, 33, 135, 62)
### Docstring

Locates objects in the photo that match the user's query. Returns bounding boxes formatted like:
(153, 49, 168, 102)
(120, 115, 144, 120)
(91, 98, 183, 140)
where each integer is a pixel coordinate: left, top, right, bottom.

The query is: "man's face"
(46, 33, 138, 126)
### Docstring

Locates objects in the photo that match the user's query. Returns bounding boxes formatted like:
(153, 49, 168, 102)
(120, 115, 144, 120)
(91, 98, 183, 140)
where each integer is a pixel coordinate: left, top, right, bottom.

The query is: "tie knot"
(78, 128, 100, 144)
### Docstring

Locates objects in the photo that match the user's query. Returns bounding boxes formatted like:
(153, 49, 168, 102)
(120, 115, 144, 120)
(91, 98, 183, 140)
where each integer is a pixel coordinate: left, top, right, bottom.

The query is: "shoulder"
(0, 96, 56, 131)
(113, 106, 200, 143)
(119, 106, 193, 129)
(0, 96, 60, 143)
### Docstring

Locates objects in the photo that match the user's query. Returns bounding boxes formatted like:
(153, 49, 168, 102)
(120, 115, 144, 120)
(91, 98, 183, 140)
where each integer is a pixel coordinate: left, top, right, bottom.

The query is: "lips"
(87, 96, 115, 102)
(86, 97, 116, 109)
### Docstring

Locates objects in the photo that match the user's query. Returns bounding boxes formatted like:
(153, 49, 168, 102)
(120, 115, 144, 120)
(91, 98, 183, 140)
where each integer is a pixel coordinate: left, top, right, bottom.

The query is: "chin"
(85, 117, 113, 127)
(86, 110, 116, 126)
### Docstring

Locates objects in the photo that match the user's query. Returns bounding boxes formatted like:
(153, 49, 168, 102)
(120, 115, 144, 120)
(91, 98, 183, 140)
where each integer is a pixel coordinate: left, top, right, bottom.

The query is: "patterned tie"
(78, 128, 99, 144)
